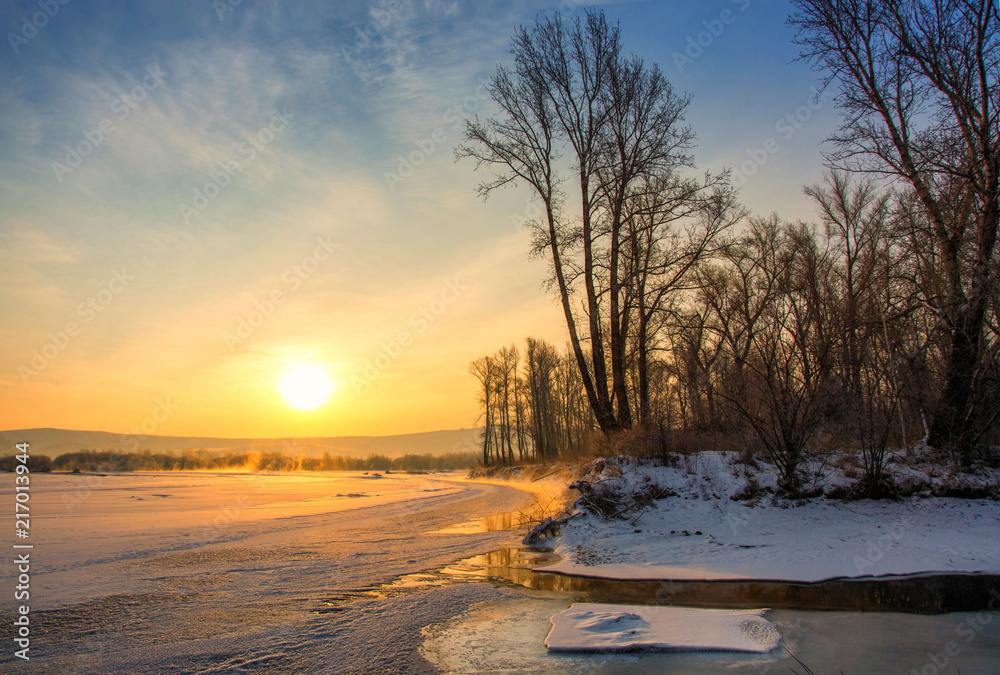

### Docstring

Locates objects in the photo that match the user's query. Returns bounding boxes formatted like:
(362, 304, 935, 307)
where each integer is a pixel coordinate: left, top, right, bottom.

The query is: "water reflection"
(317, 547, 1000, 615)
(430, 510, 529, 535)
(429, 482, 571, 535)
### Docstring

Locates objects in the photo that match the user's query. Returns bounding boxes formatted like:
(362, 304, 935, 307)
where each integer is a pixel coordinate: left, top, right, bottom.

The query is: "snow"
(543, 452, 1000, 582)
(545, 603, 781, 653)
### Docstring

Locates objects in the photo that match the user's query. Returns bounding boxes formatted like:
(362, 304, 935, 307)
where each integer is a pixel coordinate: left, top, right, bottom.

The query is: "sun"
(277, 364, 335, 411)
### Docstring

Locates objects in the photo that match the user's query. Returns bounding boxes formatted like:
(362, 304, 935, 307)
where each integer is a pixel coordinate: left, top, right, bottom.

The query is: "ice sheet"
(422, 598, 1000, 673)
(3, 471, 467, 608)
(545, 603, 781, 653)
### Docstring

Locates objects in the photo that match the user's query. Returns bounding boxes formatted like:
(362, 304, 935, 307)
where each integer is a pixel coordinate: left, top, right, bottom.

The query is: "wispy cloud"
(0, 0, 837, 436)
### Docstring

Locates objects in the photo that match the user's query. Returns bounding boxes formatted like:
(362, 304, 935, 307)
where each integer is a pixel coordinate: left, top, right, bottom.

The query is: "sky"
(0, 0, 842, 438)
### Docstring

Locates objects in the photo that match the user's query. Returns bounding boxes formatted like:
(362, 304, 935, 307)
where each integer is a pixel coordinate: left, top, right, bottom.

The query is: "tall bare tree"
(618, 180, 741, 425)
(524, 337, 561, 459)
(460, 9, 727, 436)
(459, 11, 614, 431)
(790, 0, 1000, 461)
(469, 356, 498, 464)
(806, 172, 894, 396)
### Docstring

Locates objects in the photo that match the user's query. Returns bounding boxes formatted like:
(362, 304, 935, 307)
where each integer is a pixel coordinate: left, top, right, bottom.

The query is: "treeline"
(462, 6, 1000, 491)
(470, 339, 596, 464)
(0, 454, 53, 472)
(0, 450, 478, 473)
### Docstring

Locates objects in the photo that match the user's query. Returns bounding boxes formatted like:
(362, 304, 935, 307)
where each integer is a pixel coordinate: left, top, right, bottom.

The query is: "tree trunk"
(928, 307, 987, 464)
(608, 202, 633, 429)
(546, 202, 621, 434)
(637, 318, 651, 425)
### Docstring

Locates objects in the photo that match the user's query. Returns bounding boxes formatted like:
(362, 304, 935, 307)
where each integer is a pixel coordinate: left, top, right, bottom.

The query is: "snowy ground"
(543, 452, 1000, 582)
(11, 471, 472, 609)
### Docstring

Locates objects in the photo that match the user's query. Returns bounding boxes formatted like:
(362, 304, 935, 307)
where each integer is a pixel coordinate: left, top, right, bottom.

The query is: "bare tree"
(524, 337, 561, 459)
(618, 180, 741, 426)
(704, 218, 838, 488)
(593, 48, 703, 429)
(808, 172, 911, 492)
(461, 9, 729, 437)
(790, 0, 1000, 462)
(469, 356, 498, 465)
(459, 11, 617, 433)
(806, 171, 894, 395)
(471, 338, 596, 464)
(667, 296, 727, 431)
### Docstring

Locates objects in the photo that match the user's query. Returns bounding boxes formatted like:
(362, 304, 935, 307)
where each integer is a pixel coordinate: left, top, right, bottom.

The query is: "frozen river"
(1, 471, 538, 673)
(2, 472, 999, 673)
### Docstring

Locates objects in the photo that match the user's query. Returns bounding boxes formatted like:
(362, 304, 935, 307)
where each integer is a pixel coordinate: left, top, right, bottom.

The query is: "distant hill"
(0, 428, 483, 460)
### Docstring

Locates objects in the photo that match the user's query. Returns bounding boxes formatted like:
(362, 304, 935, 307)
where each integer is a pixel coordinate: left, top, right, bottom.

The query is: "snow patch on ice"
(545, 604, 781, 653)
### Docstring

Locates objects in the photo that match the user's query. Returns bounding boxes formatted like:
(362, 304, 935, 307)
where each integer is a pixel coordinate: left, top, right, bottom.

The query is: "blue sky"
(0, 0, 842, 437)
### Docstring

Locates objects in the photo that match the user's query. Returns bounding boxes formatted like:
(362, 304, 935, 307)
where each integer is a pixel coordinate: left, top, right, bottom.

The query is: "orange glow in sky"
(0, 2, 834, 438)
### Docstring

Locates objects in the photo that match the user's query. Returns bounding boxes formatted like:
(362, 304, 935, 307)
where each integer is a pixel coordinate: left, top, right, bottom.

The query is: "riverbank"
(537, 451, 1000, 584)
(418, 451, 1000, 670)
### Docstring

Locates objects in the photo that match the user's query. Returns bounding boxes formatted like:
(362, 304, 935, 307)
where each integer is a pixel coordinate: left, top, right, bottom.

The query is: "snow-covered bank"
(545, 604, 780, 653)
(541, 452, 1000, 583)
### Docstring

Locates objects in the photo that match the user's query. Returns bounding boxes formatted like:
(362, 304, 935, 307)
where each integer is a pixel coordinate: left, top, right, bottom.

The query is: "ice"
(545, 603, 781, 653)
(0, 471, 544, 672)
(7, 471, 467, 609)
(422, 598, 1000, 673)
